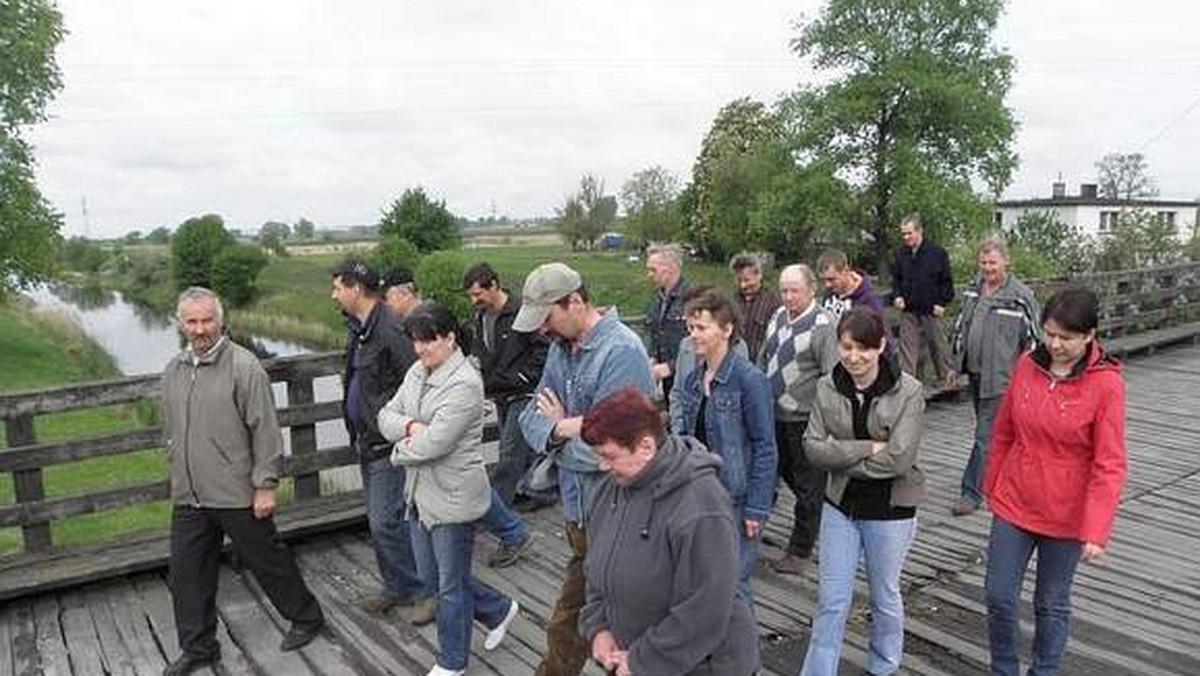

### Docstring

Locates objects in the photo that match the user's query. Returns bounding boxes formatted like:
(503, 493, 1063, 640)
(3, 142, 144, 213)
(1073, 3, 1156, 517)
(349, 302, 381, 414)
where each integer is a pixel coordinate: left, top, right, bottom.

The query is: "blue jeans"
(491, 400, 533, 505)
(737, 528, 761, 605)
(800, 506, 917, 676)
(480, 488, 528, 547)
(360, 456, 430, 601)
(410, 520, 514, 670)
(961, 379, 1001, 506)
(985, 517, 1083, 676)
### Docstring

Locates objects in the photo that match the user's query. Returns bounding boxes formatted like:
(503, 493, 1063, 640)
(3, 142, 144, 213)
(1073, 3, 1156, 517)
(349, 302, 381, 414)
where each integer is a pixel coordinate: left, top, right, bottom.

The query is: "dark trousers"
(491, 400, 533, 506)
(534, 521, 589, 676)
(169, 505, 323, 657)
(897, 312, 955, 381)
(776, 419, 826, 558)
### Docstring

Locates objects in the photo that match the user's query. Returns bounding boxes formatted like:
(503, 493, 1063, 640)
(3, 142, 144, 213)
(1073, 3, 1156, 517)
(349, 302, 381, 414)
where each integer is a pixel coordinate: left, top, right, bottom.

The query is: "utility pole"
(81, 195, 91, 239)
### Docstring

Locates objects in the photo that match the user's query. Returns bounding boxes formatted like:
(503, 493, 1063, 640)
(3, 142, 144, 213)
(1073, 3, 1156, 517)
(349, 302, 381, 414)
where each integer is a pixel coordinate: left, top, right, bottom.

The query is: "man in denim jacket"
(515, 263, 655, 676)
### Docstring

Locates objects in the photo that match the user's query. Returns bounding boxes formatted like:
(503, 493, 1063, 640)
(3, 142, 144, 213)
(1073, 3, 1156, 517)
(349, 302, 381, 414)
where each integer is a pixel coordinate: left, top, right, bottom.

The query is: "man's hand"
(536, 388, 566, 423)
(871, 441, 888, 456)
(745, 520, 762, 539)
(554, 416, 583, 441)
(893, 297, 906, 311)
(407, 421, 428, 439)
(651, 362, 672, 381)
(932, 304, 946, 318)
(252, 488, 277, 519)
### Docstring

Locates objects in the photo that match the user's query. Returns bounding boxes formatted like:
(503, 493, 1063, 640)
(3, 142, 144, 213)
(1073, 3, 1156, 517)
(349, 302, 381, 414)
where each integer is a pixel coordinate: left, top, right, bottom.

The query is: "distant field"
(245, 245, 738, 348)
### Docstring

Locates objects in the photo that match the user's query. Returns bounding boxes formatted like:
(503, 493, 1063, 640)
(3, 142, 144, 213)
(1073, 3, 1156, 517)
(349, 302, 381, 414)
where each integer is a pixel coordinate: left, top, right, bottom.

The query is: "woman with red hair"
(577, 388, 760, 676)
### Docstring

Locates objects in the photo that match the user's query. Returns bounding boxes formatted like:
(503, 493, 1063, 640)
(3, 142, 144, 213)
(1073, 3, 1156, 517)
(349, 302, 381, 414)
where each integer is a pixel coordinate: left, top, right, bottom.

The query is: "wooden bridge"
(2, 262, 1200, 675)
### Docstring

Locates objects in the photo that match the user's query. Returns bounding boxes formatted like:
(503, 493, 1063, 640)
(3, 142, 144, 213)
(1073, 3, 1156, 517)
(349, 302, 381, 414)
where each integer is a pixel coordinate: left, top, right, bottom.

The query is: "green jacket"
(379, 349, 491, 527)
(162, 338, 283, 508)
(804, 365, 927, 509)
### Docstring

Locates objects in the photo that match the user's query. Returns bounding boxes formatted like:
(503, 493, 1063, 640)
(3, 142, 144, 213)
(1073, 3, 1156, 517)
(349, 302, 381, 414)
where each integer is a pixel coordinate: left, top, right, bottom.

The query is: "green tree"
(1093, 209, 1181, 271)
(171, 214, 235, 289)
(294, 217, 316, 241)
(145, 226, 171, 244)
(1096, 152, 1156, 200)
(60, 237, 109, 274)
(577, 174, 615, 250)
(379, 187, 460, 253)
(259, 220, 291, 257)
(1007, 210, 1092, 275)
(415, 250, 471, 321)
(785, 0, 1018, 270)
(211, 245, 269, 307)
(620, 166, 682, 247)
(555, 195, 587, 251)
(370, 235, 420, 274)
(0, 0, 66, 295)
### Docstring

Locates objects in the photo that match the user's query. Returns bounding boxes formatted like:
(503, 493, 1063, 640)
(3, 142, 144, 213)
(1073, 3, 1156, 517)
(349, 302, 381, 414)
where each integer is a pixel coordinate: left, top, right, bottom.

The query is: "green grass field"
(243, 245, 736, 348)
(0, 301, 167, 555)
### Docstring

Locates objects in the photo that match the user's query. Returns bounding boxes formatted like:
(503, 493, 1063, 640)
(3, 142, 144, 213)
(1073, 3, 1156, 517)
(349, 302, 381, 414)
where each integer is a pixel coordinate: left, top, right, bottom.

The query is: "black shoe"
(280, 619, 324, 651)
(163, 651, 218, 676)
(513, 497, 555, 514)
(488, 533, 533, 568)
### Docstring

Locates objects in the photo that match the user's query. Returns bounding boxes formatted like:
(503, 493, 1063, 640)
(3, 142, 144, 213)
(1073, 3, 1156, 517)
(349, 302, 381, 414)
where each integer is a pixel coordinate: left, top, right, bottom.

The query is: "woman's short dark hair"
(581, 388, 663, 449)
(836, 306, 886, 349)
(1042, 286, 1099, 334)
(405, 301, 459, 344)
(683, 286, 739, 329)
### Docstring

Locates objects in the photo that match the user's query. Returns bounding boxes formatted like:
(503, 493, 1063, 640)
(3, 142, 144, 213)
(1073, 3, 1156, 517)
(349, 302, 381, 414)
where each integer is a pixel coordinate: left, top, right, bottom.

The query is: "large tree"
(171, 214, 235, 289)
(378, 187, 460, 253)
(785, 0, 1018, 269)
(0, 0, 66, 296)
(620, 166, 682, 247)
(1095, 152, 1156, 200)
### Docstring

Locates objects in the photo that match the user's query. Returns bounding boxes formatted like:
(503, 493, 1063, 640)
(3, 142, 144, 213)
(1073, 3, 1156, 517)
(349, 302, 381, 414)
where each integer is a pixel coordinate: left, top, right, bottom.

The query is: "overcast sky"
(27, 0, 1200, 238)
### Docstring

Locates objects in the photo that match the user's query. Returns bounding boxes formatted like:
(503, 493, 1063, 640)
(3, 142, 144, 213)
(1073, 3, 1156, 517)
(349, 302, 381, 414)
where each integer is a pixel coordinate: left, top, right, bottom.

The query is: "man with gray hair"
(644, 243, 691, 406)
(949, 236, 1040, 516)
(758, 264, 840, 575)
(161, 288, 324, 675)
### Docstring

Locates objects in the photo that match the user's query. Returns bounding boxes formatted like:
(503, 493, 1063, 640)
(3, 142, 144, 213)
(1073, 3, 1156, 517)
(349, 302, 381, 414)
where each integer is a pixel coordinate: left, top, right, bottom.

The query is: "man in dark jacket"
(331, 260, 432, 619)
(890, 214, 958, 388)
(645, 243, 691, 406)
(162, 288, 324, 675)
(578, 388, 760, 676)
(729, 252, 781, 362)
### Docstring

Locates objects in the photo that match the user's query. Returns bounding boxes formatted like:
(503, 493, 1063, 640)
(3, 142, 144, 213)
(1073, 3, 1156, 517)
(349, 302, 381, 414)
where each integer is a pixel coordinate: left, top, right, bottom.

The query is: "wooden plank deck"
(4, 342, 1200, 675)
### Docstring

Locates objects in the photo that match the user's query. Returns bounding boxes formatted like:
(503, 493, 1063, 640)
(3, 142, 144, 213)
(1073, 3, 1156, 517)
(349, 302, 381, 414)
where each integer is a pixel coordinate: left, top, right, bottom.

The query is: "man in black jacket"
(331, 260, 432, 619)
(644, 243, 691, 406)
(464, 263, 552, 513)
(890, 214, 958, 389)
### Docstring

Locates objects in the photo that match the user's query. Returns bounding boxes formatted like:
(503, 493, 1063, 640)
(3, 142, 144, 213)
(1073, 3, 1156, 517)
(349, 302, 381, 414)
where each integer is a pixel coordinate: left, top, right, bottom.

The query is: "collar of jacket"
(180, 335, 230, 366)
(566, 308, 623, 353)
(831, 351, 900, 399)
(660, 277, 688, 301)
(353, 301, 387, 343)
(424, 348, 469, 387)
(475, 288, 520, 324)
(705, 348, 742, 387)
(1029, 339, 1119, 380)
(965, 273, 1017, 297)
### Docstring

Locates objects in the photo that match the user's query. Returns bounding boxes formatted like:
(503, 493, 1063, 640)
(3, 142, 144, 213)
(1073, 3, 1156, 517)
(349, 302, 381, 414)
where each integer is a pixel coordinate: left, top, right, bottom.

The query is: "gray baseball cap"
(512, 262, 583, 332)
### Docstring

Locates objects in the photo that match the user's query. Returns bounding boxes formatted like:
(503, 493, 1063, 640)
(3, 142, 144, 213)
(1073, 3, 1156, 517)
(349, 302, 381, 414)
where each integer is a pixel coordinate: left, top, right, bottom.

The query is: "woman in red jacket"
(983, 286, 1127, 676)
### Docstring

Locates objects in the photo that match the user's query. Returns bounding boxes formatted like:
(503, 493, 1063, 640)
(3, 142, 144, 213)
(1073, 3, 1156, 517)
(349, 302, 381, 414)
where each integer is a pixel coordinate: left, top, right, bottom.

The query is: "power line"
(1137, 91, 1200, 152)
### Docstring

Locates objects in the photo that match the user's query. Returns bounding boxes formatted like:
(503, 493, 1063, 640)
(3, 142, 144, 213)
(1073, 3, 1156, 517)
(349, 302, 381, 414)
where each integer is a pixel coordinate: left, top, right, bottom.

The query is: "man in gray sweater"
(161, 288, 324, 676)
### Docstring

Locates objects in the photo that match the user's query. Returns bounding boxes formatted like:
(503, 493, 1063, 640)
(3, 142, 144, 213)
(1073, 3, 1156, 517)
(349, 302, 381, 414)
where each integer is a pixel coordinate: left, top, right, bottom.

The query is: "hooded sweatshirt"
(579, 435, 760, 676)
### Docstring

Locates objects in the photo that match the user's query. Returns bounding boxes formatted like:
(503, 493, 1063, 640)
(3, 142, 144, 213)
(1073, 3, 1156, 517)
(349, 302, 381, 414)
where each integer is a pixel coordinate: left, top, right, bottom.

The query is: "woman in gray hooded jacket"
(578, 387, 760, 676)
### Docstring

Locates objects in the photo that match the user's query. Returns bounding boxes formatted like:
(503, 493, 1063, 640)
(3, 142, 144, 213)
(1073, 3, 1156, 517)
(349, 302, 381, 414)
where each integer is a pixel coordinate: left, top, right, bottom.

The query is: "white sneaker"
(425, 664, 464, 676)
(484, 599, 520, 651)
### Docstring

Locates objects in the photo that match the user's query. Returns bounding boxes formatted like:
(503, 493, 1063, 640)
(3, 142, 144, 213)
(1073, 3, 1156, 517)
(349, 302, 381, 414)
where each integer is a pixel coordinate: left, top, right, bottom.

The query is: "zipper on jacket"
(183, 365, 201, 505)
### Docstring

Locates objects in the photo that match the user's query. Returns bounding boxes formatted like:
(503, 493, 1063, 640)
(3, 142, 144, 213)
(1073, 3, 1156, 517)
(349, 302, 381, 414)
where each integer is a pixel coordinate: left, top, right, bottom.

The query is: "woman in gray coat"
(378, 302, 520, 676)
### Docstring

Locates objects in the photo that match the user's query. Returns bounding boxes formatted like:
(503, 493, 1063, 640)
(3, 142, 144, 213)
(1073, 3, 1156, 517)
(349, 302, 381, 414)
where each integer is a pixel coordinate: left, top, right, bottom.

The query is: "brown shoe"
(410, 596, 437, 627)
(361, 594, 399, 616)
(769, 553, 808, 576)
(950, 498, 980, 517)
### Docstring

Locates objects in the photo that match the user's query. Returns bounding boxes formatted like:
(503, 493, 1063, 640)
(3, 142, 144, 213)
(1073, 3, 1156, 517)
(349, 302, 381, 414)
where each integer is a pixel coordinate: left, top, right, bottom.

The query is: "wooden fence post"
(287, 377, 321, 500)
(6, 414, 52, 552)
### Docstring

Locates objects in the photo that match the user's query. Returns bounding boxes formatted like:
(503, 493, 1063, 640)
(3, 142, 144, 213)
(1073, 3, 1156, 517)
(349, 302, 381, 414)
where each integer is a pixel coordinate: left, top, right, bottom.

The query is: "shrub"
(415, 250, 471, 321)
(171, 214, 234, 288)
(211, 245, 269, 307)
(370, 235, 420, 275)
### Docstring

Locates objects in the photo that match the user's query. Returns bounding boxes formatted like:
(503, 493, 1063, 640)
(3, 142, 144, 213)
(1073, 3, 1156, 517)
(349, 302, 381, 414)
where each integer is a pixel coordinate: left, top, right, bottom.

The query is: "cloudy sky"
(26, 0, 1200, 238)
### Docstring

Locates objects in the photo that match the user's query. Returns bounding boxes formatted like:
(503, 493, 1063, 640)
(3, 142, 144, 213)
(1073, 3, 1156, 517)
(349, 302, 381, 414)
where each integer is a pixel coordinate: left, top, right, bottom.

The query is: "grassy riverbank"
(0, 299, 166, 555)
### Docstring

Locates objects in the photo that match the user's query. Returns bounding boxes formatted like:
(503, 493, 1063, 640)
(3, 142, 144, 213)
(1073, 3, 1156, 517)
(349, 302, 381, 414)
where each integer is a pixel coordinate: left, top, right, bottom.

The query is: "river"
(28, 284, 360, 491)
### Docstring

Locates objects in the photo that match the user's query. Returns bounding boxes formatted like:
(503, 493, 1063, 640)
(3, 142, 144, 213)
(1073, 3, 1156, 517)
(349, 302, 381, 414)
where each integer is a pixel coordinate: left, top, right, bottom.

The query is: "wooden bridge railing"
(1, 262, 1198, 599)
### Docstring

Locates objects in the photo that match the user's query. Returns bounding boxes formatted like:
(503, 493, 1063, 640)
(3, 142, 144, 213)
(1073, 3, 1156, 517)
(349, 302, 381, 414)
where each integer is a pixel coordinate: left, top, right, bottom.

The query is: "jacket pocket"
(712, 394, 748, 498)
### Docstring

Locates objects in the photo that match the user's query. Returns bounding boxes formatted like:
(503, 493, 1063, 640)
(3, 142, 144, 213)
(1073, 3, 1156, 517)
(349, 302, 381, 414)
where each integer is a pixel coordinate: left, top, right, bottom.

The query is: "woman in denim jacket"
(675, 287, 777, 602)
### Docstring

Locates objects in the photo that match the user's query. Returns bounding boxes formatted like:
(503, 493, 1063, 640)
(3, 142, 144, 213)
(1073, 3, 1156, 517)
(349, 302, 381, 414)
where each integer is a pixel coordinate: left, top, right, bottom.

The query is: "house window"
(993, 211, 1003, 228)
(1157, 211, 1177, 234)
(1099, 211, 1120, 232)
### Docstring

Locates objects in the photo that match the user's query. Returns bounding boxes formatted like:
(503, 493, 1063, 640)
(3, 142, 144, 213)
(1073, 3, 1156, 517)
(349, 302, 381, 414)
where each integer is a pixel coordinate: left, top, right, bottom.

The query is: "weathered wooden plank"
(5, 600, 39, 676)
(0, 427, 163, 473)
(214, 567, 318, 675)
(58, 592, 109, 676)
(84, 586, 139, 675)
(100, 582, 166, 675)
(0, 600, 13, 676)
(31, 597, 71, 676)
(0, 480, 169, 528)
(131, 576, 227, 676)
(286, 377, 322, 500)
(5, 414, 50, 554)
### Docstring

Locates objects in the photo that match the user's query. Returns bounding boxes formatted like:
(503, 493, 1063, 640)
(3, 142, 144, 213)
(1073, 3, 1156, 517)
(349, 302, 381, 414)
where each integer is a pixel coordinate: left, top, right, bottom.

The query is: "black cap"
(381, 266, 416, 291)
(330, 258, 380, 292)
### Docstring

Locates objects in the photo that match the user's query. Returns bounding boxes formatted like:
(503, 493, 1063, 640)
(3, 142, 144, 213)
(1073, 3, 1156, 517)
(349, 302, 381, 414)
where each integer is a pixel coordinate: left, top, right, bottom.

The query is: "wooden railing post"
(6, 414, 51, 552)
(286, 377, 321, 500)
